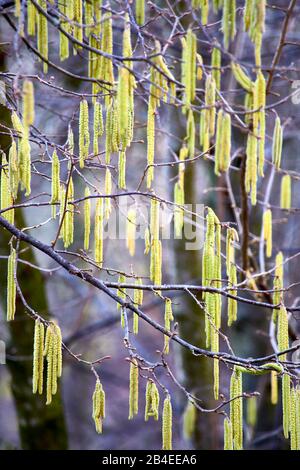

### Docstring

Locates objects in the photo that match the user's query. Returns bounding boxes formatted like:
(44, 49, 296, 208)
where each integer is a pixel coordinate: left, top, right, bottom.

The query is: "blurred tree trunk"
(0, 44, 68, 450)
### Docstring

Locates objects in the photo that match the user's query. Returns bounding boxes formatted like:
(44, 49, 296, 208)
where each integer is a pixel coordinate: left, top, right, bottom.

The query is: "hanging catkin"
(32, 318, 45, 395)
(118, 151, 126, 189)
(58, 0, 70, 61)
(272, 251, 284, 323)
(126, 207, 136, 257)
(228, 262, 237, 326)
(92, 378, 106, 434)
(73, 0, 83, 51)
(44, 322, 62, 405)
(245, 132, 257, 206)
(164, 298, 174, 354)
(84, 187, 91, 251)
(272, 116, 283, 170)
(270, 370, 278, 405)
(183, 402, 196, 440)
(104, 168, 112, 219)
(186, 109, 195, 157)
(146, 97, 155, 188)
(204, 74, 216, 144)
(145, 380, 159, 421)
(230, 366, 243, 450)
(27, 0, 37, 36)
(181, 29, 197, 111)
(211, 47, 221, 90)
(277, 305, 290, 439)
(100, 12, 114, 105)
(224, 417, 233, 450)
(19, 132, 31, 196)
(22, 80, 35, 128)
(37, 0, 48, 73)
(51, 150, 60, 218)
(61, 178, 74, 248)
(253, 71, 266, 176)
(129, 358, 139, 419)
(93, 101, 103, 156)
(117, 274, 126, 314)
(162, 394, 172, 450)
(136, 0, 145, 25)
(280, 175, 291, 210)
(215, 110, 231, 174)
(1, 153, 14, 224)
(133, 278, 143, 334)
(222, 0, 236, 49)
(94, 197, 104, 265)
(263, 209, 272, 258)
(231, 62, 253, 92)
(7, 247, 16, 322)
(79, 100, 90, 168)
(9, 140, 19, 200)
(246, 396, 257, 428)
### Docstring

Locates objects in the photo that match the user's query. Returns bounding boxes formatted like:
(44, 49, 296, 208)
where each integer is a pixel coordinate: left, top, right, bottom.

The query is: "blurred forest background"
(0, 0, 300, 451)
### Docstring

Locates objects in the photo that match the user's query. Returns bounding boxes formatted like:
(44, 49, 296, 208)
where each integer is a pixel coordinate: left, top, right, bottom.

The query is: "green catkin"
(92, 378, 106, 434)
(215, 110, 231, 174)
(144, 226, 151, 255)
(295, 387, 300, 449)
(290, 386, 298, 450)
(84, 187, 91, 251)
(228, 262, 237, 326)
(183, 402, 196, 440)
(44, 322, 62, 405)
(73, 0, 83, 52)
(230, 366, 243, 450)
(277, 305, 290, 439)
(32, 319, 45, 394)
(37, 0, 48, 73)
(19, 132, 31, 196)
(79, 100, 90, 168)
(272, 251, 284, 323)
(222, 0, 236, 49)
(211, 47, 221, 90)
(126, 207, 136, 257)
(135, 0, 145, 25)
(118, 151, 126, 189)
(1, 153, 14, 224)
(245, 133, 257, 206)
(93, 102, 103, 156)
(51, 150, 60, 218)
(280, 175, 291, 210)
(186, 109, 195, 157)
(129, 358, 139, 419)
(164, 298, 174, 354)
(224, 417, 233, 450)
(146, 98, 155, 188)
(174, 182, 184, 238)
(58, 0, 70, 61)
(11, 111, 24, 137)
(145, 380, 159, 421)
(270, 370, 278, 405)
(94, 197, 104, 265)
(9, 140, 19, 200)
(104, 168, 112, 220)
(181, 29, 197, 111)
(162, 394, 172, 450)
(7, 247, 16, 322)
(204, 74, 216, 141)
(133, 278, 143, 334)
(247, 396, 257, 428)
(263, 209, 272, 258)
(272, 116, 283, 170)
(100, 13, 114, 105)
(22, 80, 35, 127)
(231, 62, 253, 92)
(61, 178, 74, 248)
(253, 71, 266, 176)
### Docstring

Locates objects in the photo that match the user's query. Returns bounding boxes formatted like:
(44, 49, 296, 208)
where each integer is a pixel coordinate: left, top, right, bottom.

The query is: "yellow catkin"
(174, 182, 184, 238)
(32, 319, 45, 395)
(290, 386, 298, 450)
(215, 110, 231, 175)
(245, 133, 257, 206)
(181, 29, 197, 111)
(73, 0, 83, 52)
(58, 0, 70, 61)
(19, 132, 31, 196)
(37, 0, 48, 73)
(126, 207, 136, 257)
(118, 151, 126, 189)
(92, 378, 106, 434)
(9, 140, 19, 200)
(145, 380, 159, 421)
(228, 262, 237, 326)
(22, 80, 35, 127)
(295, 387, 300, 450)
(204, 74, 216, 141)
(231, 62, 253, 92)
(164, 298, 174, 354)
(277, 305, 290, 438)
(100, 13, 114, 105)
(136, 0, 145, 25)
(246, 396, 257, 428)
(150, 198, 159, 279)
(93, 101, 103, 156)
(230, 366, 243, 450)
(44, 322, 62, 405)
(280, 175, 291, 210)
(272, 251, 284, 323)
(270, 371, 278, 405)
(263, 209, 272, 258)
(104, 168, 112, 219)
(224, 417, 233, 450)
(133, 278, 143, 334)
(129, 358, 139, 419)
(186, 109, 195, 158)
(244, 0, 266, 67)
(146, 98, 155, 188)
(1, 153, 14, 224)
(211, 47, 221, 90)
(94, 197, 104, 265)
(253, 71, 266, 176)
(272, 116, 283, 170)
(51, 150, 60, 218)
(79, 100, 90, 168)
(222, 0, 236, 49)
(61, 178, 74, 248)
(84, 187, 91, 251)
(7, 247, 17, 322)
(162, 394, 172, 450)
(183, 402, 196, 440)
